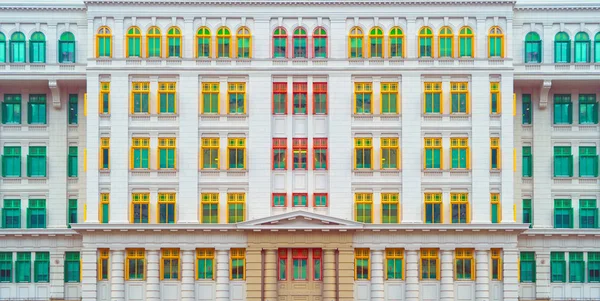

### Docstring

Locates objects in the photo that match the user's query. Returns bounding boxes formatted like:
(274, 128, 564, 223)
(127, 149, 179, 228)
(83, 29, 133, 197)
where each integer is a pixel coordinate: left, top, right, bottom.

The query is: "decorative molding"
(84, 0, 517, 6)
(539, 79, 552, 109)
(48, 80, 61, 109)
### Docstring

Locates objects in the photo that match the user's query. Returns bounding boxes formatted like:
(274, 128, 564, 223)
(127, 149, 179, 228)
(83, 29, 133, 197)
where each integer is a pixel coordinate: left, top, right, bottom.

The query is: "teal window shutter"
(2, 199, 21, 228)
(64, 252, 81, 283)
(34, 252, 50, 282)
(68, 146, 78, 177)
(15, 252, 31, 283)
(68, 94, 78, 124)
(0, 252, 13, 282)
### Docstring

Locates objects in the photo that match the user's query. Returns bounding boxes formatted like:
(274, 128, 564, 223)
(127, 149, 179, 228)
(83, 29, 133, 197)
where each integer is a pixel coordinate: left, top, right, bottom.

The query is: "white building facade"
(0, 1, 598, 301)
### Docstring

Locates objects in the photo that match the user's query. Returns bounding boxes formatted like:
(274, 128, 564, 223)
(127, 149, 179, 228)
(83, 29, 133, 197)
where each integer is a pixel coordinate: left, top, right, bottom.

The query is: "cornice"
(84, 0, 516, 6)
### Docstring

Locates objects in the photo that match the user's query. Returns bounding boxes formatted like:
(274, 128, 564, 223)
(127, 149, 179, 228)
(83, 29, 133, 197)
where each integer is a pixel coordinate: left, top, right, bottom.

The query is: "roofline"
(84, 0, 515, 6)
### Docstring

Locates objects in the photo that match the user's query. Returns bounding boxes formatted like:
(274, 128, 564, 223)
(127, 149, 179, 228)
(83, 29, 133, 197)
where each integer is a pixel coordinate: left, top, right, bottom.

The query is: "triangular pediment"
(237, 210, 364, 230)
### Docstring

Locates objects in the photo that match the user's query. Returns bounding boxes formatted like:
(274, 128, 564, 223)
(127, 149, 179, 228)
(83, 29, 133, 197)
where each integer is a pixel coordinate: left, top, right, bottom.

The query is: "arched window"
(595, 33, 600, 63)
(196, 27, 211, 58)
(167, 27, 181, 58)
(438, 27, 453, 58)
(96, 26, 112, 58)
(58, 32, 76, 63)
(554, 32, 570, 63)
(0, 33, 6, 63)
(293, 27, 307, 58)
(574, 32, 590, 63)
(216, 27, 231, 58)
(388, 27, 404, 58)
(458, 27, 474, 58)
(524, 32, 541, 63)
(488, 26, 504, 58)
(126, 27, 141, 58)
(237, 27, 251, 59)
(349, 27, 364, 58)
(313, 27, 327, 58)
(273, 27, 287, 58)
(418, 27, 433, 57)
(147, 26, 162, 58)
(29, 32, 46, 63)
(369, 27, 383, 58)
(10, 32, 26, 63)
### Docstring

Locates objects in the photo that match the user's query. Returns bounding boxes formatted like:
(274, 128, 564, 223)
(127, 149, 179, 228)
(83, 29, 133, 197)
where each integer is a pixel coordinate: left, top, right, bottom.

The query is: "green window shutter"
(27, 199, 46, 229)
(569, 252, 584, 282)
(551, 252, 566, 282)
(0, 252, 13, 282)
(34, 252, 50, 283)
(2, 146, 22, 177)
(15, 252, 31, 283)
(27, 146, 47, 177)
(68, 146, 78, 177)
(523, 199, 533, 226)
(68, 199, 77, 227)
(64, 252, 81, 283)
(523, 146, 532, 177)
(2, 199, 21, 228)
(68, 94, 78, 125)
(579, 199, 598, 228)
(28, 95, 47, 125)
(2, 94, 22, 124)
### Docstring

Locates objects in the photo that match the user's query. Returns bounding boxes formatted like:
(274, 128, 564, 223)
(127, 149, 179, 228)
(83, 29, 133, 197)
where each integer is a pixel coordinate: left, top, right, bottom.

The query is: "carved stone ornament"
(539, 80, 552, 109)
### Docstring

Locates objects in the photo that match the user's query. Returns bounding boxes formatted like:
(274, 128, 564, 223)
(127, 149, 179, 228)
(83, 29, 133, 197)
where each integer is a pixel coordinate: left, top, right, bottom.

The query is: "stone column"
(535, 251, 550, 300)
(475, 249, 490, 301)
(180, 250, 195, 301)
(370, 249, 384, 301)
(264, 249, 278, 300)
(215, 249, 230, 301)
(81, 249, 98, 301)
(50, 251, 65, 299)
(503, 249, 519, 301)
(110, 250, 125, 300)
(405, 249, 420, 301)
(146, 250, 160, 301)
(322, 249, 336, 300)
(440, 250, 454, 301)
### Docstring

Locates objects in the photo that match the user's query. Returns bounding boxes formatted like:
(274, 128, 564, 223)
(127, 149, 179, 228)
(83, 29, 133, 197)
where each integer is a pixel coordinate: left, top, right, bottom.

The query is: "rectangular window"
(313, 249, 322, 281)
(227, 138, 246, 170)
(68, 146, 78, 177)
(579, 94, 598, 124)
(520, 252, 536, 282)
(522, 94, 532, 124)
(228, 83, 246, 114)
(2, 146, 21, 177)
(451, 193, 469, 224)
(293, 193, 307, 207)
(354, 138, 372, 169)
(2, 94, 21, 124)
(201, 138, 219, 169)
(293, 83, 307, 114)
(313, 82, 327, 115)
(354, 193, 373, 223)
(15, 252, 31, 283)
(27, 199, 46, 228)
(382, 193, 400, 224)
(158, 82, 176, 114)
(98, 249, 109, 280)
(551, 252, 566, 282)
(355, 248, 370, 280)
(523, 199, 532, 225)
(131, 138, 150, 169)
(579, 146, 598, 177)
(554, 199, 573, 229)
(158, 138, 176, 169)
(100, 138, 110, 170)
(354, 83, 372, 114)
(293, 138, 307, 169)
(490, 138, 500, 170)
(386, 249, 403, 280)
(28, 94, 47, 124)
(131, 193, 149, 224)
(450, 82, 469, 114)
(455, 249, 474, 280)
(68, 94, 78, 124)
(424, 82, 442, 114)
(100, 193, 110, 224)
(491, 249, 502, 280)
(201, 193, 219, 224)
(34, 252, 50, 282)
(554, 94, 572, 124)
(131, 82, 150, 114)
(523, 146, 532, 177)
(202, 83, 219, 114)
(272, 193, 286, 207)
(64, 252, 80, 283)
(227, 193, 245, 223)
(553, 146, 573, 177)
(424, 193, 442, 224)
(271, 138, 286, 170)
(196, 249, 215, 280)
(161, 249, 179, 280)
(272, 82, 287, 115)
(569, 252, 584, 282)
(424, 138, 442, 169)
(2, 199, 21, 228)
(589, 252, 600, 282)
(292, 249, 308, 280)
(579, 199, 598, 229)
(126, 249, 145, 280)
(230, 248, 245, 280)
(0, 252, 13, 282)
(27, 146, 47, 177)
(420, 249, 439, 280)
(313, 138, 328, 170)
(100, 82, 110, 114)
(68, 199, 77, 227)
(314, 193, 328, 207)
(158, 193, 176, 224)
(381, 82, 399, 114)
(450, 138, 469, 169)
(491, 193, 501, 224)
(278, 249, 287, 280)
(490, 82, 501, 114)
(381, 138, 399, 169)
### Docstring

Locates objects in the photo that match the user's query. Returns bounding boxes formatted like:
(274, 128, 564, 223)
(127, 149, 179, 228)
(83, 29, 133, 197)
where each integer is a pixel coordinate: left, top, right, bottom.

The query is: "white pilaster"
(401, 74, 422, 223)
(503, 249, 519, 301)
(110, 250, 125, 300)
(500, 73, 515, 222)
(85, 74, 100, 223)
(475, 249, 490, 301)
(370, 249, 384, 301)
(215, 249, 230, 301)
(50, 251, 65, 299)
(532, 86, 552, 228)
(110, 74, 130, 223)
(180, 250, 195, 301)
(440, 250, 454, 301)
(81, 249, 98, 301)
(471, 74, 491, 223)
(48, 87, 68, 228)
(146, 250, 160, 301)
(535, 251, 550, 299)
(405, 249, 420, 301)
(178, 74, 199, 223)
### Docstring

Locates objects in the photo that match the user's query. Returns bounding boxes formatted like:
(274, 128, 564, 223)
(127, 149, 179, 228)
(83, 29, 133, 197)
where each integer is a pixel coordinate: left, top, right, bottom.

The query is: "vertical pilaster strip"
(215, 249, 230, 301)
(110, 73, 130, 223)
(503, 249, 519, 301)
(500, 72, 515, 222)
(264, 249, 278, 300)
(401, 74, 422, 222)
(405, 249, 420, 301)
(532, 83, 552, 227)
(338, 248, 355, 301)
(85, 74, 100, 223)
(406, 18, 416, 58)
(322, 249, 336, 300)
(370, 249, 385, 301)
(146, 250, 160, 301)
(535, 251, 550, 299)
(110, 250, 125, 300)
(183, 18, 194, 58)
(50, 251, 65, 299)
(114, 18, 124, 59)
(81, 249, 98, 301)
(180, 250, 195, 301)
(471, 74, 491, 223)
(245, 249, 262, 301)
(178, 74, 199, 223)
(48, 85, 68, 228)
(475, 249, 490, 301)
(439, 249, 454, 301)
